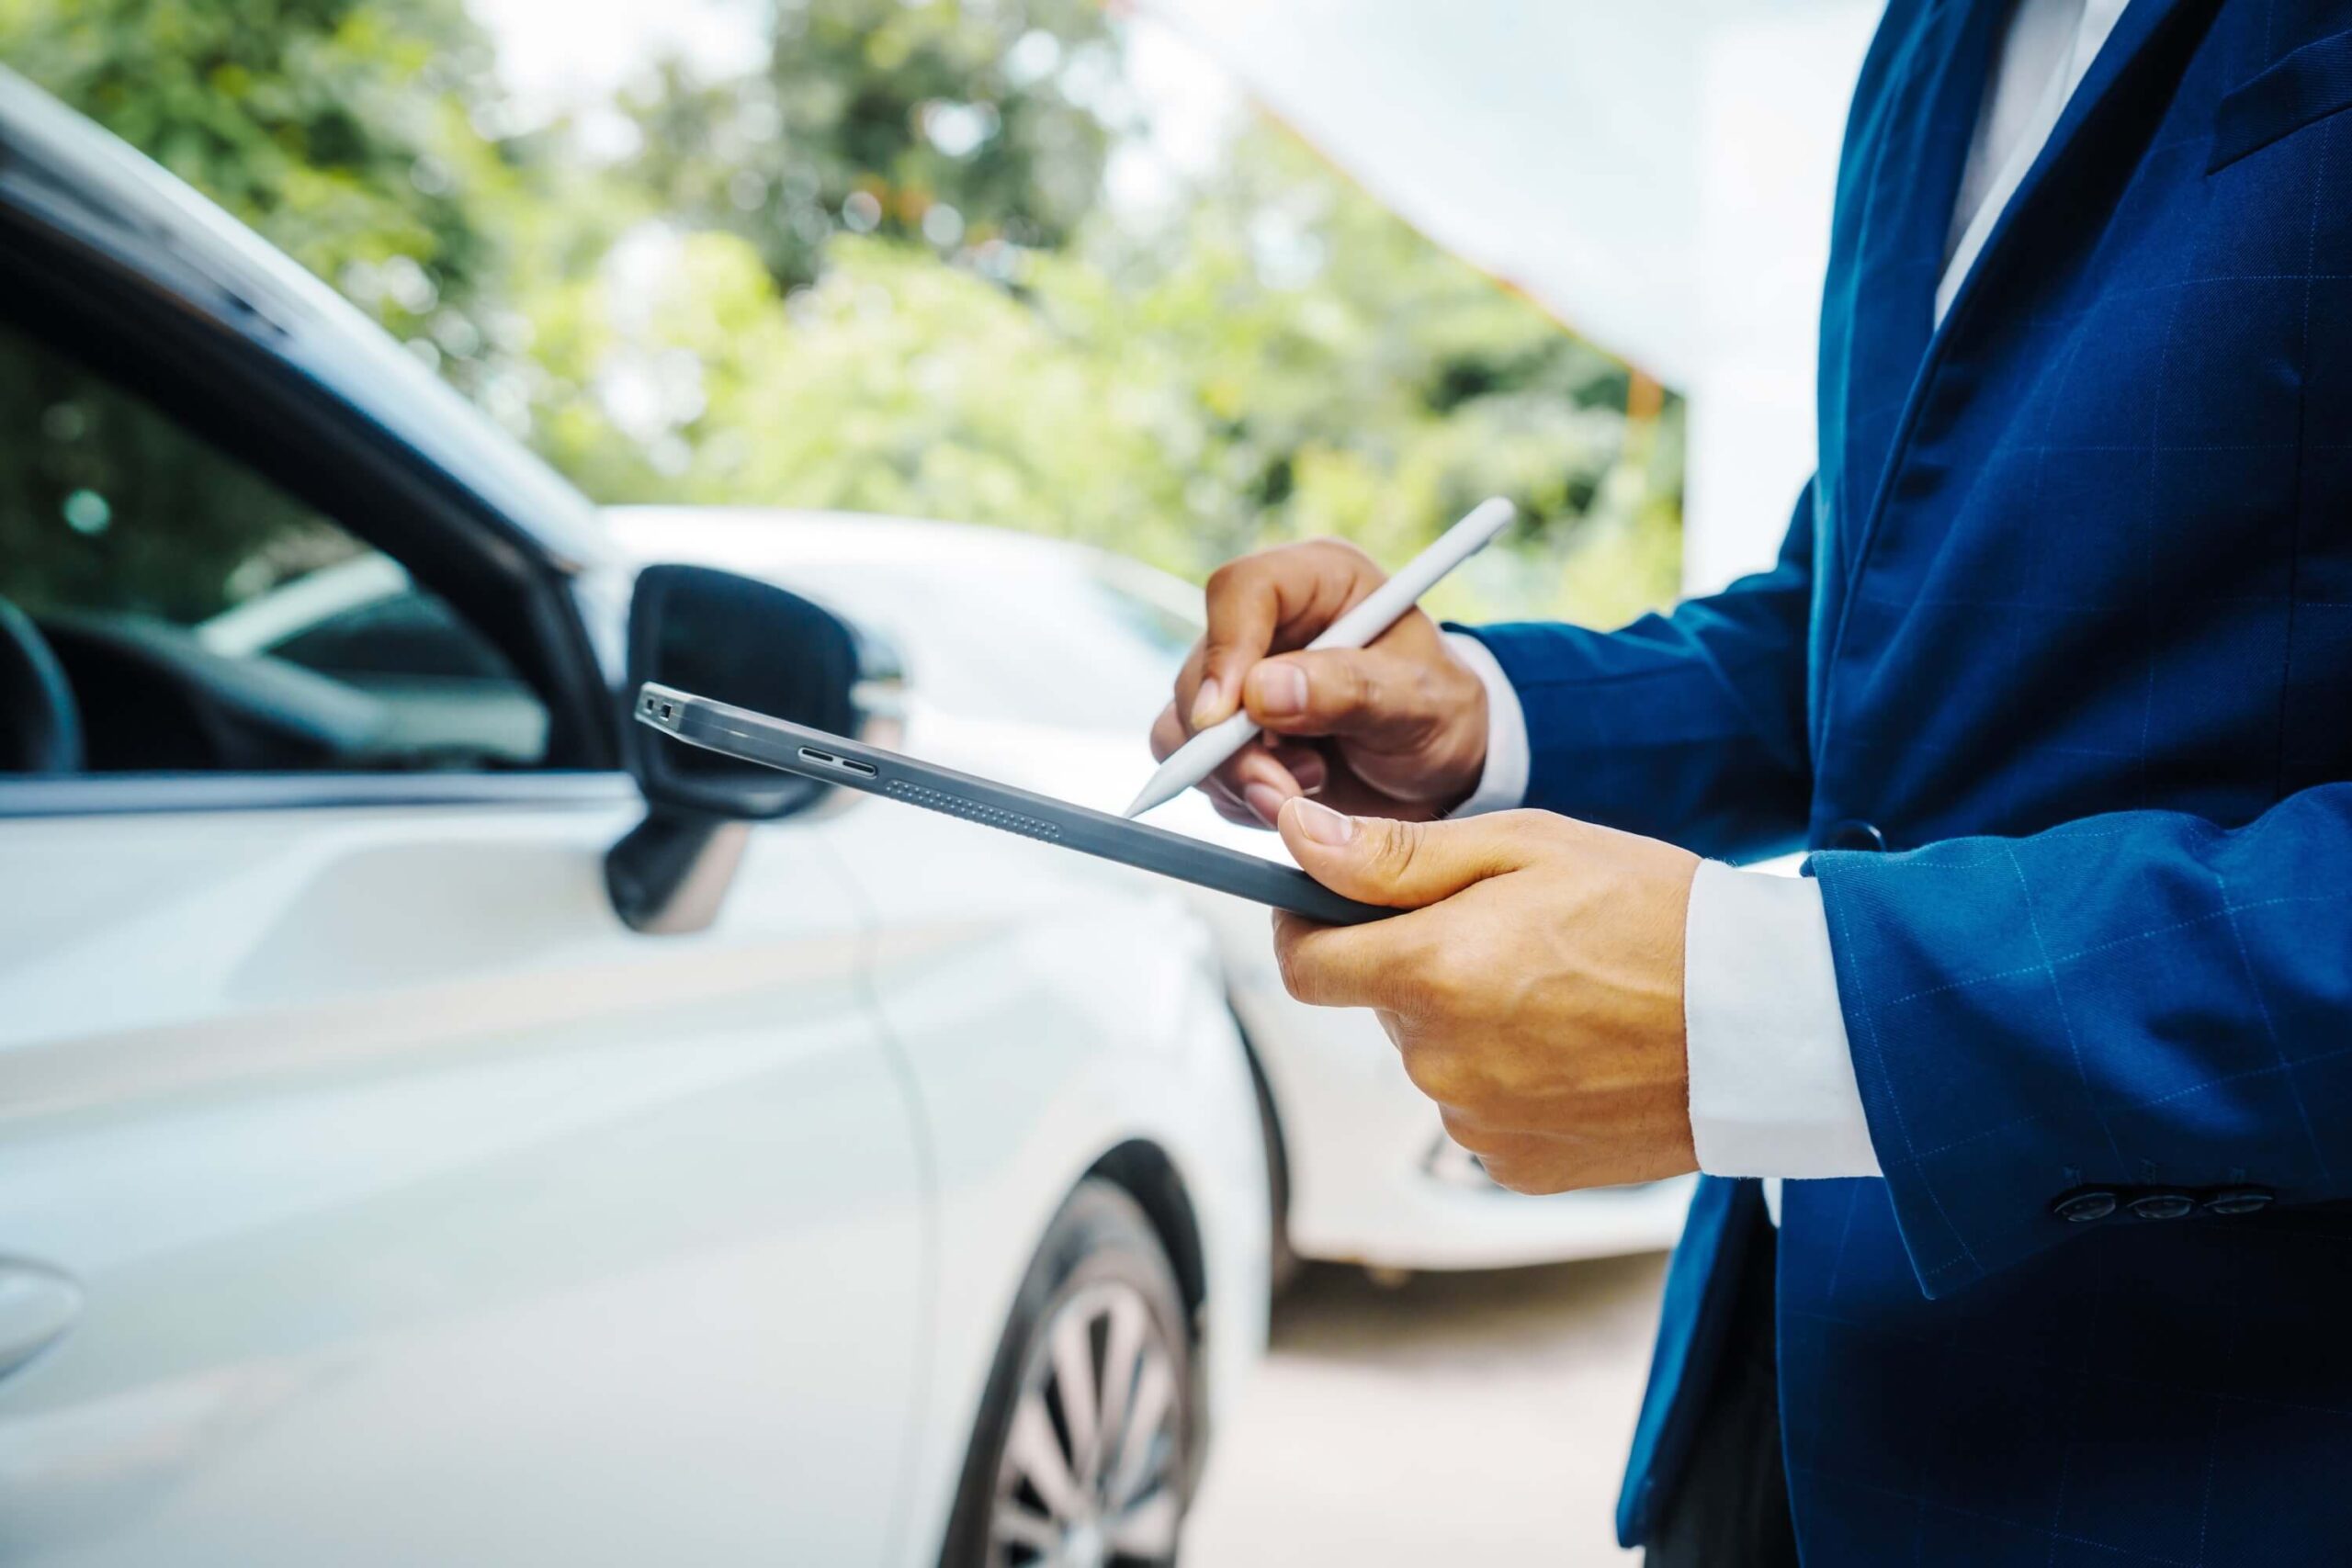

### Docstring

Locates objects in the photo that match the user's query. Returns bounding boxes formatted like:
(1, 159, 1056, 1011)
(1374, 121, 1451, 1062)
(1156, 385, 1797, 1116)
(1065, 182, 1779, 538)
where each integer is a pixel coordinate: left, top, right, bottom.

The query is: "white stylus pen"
(1124, 496, 1517, 818)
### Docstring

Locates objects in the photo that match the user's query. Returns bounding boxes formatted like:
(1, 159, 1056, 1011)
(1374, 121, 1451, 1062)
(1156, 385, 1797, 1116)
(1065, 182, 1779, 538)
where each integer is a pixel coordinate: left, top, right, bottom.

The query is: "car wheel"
(939, 1178, 1194, 1568)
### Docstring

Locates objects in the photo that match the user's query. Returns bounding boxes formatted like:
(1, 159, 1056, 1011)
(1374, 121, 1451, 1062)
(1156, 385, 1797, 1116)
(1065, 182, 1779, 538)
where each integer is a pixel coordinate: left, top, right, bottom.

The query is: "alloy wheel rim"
(987, 1279, 1183, 1567)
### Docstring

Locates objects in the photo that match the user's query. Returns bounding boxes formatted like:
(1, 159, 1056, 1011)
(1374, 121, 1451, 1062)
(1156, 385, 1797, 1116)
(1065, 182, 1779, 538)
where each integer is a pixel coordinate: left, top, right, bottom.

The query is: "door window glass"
(0, 318, 548, 773)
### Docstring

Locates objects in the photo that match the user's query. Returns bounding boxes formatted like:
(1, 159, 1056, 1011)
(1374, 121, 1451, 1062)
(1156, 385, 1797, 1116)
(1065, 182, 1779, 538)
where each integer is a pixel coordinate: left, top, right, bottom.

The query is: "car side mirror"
(605, 564, 902, 934)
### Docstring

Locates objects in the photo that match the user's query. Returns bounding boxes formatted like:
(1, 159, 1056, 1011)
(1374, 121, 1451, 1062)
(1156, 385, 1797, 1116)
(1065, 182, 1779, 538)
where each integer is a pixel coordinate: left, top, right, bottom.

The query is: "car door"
(0, 313, 927, 1561)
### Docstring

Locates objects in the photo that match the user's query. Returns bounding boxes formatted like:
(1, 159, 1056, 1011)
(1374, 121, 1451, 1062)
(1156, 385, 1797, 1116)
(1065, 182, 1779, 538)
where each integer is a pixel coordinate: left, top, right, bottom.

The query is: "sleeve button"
(2128, 1192, 2196, 1221)
(2203, 1188, 2274, 1216)
(2052, 1190, 2118, 1222)
(1824, 818, 1887, 852)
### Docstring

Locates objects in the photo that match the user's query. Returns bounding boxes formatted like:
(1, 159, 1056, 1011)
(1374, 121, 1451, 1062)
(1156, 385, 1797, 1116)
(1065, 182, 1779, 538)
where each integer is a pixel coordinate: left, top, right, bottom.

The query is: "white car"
(608, 507, 1698, 1278)
(0, 74, 1264, 1567)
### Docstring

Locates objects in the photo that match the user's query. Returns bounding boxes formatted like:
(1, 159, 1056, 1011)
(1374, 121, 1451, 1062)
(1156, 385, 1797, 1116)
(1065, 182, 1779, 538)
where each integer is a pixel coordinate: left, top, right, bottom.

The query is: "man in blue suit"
(1148, 0, 2352, 1560)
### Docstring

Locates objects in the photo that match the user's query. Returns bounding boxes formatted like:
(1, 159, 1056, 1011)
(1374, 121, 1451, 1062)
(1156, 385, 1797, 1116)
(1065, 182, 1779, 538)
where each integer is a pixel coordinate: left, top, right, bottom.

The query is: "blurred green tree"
(555, 118, 1679, 623)
(622, 0, 1119, 290)
(1, 0, 1681, 632)
(0, 0, 558, 400)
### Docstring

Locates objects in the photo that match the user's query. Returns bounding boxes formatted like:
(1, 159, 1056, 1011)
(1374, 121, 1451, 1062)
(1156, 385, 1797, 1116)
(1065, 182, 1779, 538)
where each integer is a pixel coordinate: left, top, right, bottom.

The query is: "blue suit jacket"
(1470, 2, 2352, 1560)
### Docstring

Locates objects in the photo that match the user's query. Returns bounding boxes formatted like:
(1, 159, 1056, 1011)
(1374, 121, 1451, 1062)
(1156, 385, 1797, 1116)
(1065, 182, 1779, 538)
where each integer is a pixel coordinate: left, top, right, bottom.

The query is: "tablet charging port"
(799, 747, 876, 778)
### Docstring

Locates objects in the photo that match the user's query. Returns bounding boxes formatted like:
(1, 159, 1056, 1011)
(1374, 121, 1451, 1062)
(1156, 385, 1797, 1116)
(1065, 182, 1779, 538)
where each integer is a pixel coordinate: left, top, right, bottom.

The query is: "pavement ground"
(1186, 1250, 1669, 1565)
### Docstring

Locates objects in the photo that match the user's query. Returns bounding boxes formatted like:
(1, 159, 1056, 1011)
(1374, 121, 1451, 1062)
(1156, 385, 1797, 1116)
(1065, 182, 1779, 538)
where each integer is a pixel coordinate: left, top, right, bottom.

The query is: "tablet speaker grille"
(886, 779, 1063, 843)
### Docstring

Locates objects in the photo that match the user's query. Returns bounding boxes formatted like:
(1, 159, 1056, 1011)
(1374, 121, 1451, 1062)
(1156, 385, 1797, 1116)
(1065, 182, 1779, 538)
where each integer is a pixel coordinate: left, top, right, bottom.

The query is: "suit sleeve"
(1458, 483, 1817, 863)
(1814, 786, 2352, 1297)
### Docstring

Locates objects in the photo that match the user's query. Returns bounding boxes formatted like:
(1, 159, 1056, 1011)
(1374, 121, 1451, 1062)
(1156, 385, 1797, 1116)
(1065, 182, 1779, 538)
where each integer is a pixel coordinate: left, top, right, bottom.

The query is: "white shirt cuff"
(1683, 860, 1882, 1180)
(1442, 631, 1528, 817)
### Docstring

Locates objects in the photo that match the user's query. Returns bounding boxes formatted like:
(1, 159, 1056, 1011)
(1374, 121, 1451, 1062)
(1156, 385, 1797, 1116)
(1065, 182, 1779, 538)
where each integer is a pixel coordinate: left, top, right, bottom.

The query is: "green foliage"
(0, 0, 537, 391)
(544, 123, 1678, 623)
(1, 0, 1682, 632)
(623, 0, 1117, 289)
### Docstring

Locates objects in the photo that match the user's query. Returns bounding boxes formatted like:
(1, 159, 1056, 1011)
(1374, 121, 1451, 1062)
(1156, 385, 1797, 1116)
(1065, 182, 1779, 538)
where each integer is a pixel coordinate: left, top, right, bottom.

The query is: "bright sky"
(467, 0, 765, 120)
(465, 0, 1242, 209)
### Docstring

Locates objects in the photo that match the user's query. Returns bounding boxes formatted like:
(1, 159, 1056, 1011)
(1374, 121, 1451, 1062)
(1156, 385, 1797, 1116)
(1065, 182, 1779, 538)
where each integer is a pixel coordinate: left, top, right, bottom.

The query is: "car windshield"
(775, 558, 1197, 733)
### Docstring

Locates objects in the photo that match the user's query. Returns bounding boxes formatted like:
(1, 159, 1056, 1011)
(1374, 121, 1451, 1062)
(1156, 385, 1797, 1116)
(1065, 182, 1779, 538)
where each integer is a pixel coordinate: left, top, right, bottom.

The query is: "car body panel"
(0, 777, 1268, 1567)
(821, 797, 1269, 1563)
(0, 73, 1266, 1568)
(0, 799, 927, 1565)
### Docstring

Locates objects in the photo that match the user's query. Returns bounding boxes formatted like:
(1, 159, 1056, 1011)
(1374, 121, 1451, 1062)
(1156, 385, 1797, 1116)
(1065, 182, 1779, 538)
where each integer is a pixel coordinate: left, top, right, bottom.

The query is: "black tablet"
(634, 682, 1392, 926)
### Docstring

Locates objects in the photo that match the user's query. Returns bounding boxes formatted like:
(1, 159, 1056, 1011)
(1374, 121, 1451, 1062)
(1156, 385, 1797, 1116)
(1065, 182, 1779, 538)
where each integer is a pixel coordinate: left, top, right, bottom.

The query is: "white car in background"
(0, 74, 1262, 1568)
(608, 507, 1697, 1279)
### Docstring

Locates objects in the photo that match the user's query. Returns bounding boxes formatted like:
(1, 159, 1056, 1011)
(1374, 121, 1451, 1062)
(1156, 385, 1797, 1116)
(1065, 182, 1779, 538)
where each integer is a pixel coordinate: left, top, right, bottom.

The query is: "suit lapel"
(1921, 0, 2196, 359)
(1827, 0, 2007, 578)
(1829, 0, 2204, 592)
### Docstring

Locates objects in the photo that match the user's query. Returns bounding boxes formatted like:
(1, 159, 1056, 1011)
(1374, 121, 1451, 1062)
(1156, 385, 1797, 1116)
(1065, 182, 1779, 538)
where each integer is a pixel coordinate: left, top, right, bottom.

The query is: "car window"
(0, 317, 548, 773)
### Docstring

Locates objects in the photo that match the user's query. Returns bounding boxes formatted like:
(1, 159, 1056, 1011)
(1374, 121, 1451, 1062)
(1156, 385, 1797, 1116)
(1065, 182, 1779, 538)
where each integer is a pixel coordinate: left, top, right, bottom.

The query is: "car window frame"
(0, 141, 627, 818)
(0, 771, 639, 819)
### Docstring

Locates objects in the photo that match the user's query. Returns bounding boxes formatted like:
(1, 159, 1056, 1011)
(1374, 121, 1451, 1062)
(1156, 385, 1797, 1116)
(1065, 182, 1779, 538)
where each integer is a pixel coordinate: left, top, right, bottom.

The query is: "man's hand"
(1270, 797, 1702, 1194)
(1150, 538, 1491, 827)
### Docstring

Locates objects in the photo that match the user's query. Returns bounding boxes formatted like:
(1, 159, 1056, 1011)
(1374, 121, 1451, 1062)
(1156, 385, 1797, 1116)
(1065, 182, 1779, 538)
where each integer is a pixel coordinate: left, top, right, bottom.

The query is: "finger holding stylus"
(1146, 535, 1495, 828)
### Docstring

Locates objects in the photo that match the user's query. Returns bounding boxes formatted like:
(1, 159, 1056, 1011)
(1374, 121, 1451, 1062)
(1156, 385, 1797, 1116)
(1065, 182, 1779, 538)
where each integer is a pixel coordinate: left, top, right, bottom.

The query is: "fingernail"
(1243, 783, 1288, 827)
(1290, 751, 1329, 794)
(1254, 661, 1308, 718)
(1191, 677, 1225, 728)
(1292, 797, 1357, 845)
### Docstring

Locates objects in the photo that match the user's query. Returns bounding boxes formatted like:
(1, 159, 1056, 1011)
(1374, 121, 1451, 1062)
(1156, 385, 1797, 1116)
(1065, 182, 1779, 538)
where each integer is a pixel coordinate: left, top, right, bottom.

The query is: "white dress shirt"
(1449, 0, 2132, 1201)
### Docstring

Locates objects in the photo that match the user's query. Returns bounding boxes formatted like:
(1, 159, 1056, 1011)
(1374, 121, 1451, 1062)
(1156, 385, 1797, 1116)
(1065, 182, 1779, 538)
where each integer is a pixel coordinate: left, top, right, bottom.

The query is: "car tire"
(938, 1178, 1195, 1568)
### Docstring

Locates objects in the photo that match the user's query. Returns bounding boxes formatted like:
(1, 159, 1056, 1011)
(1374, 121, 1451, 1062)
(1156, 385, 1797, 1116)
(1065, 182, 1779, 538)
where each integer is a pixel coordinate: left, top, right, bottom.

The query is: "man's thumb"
(1276, 798, 1530, 909)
